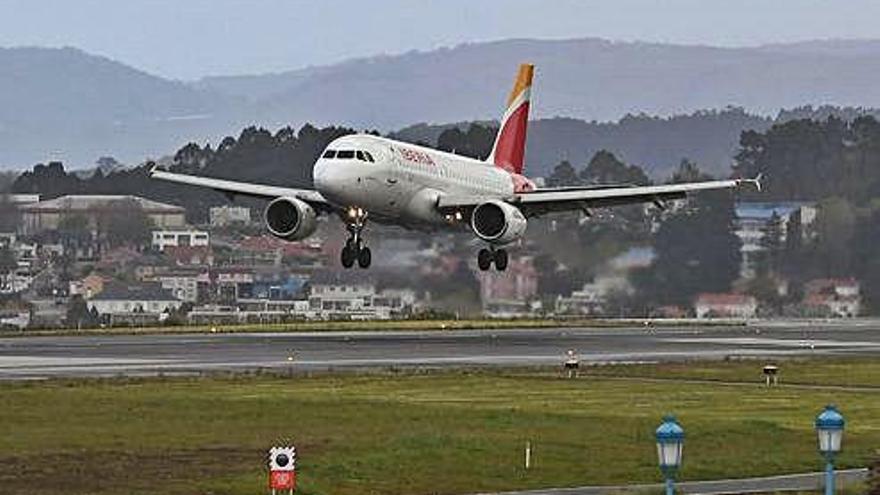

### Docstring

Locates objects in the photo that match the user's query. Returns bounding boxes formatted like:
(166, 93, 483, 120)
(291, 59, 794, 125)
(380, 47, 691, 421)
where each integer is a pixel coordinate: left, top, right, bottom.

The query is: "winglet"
(147, 161, 159, 177)
(739, 173, 763, 192)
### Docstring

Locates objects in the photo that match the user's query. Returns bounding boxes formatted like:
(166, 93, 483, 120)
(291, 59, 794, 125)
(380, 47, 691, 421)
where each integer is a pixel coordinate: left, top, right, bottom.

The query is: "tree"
(812, 197, 857, 276)
(66, 295, 98, 329)
(580, 150, 649, 186)
(546, 160, 579, 186)
(436, 124, 495, 160)
(0, 195, 20, 232)
(0, 246, 17, 292)
(755, 212, 784, 277)
(634, 191, 742, 306)
(669, 158, 714, 184)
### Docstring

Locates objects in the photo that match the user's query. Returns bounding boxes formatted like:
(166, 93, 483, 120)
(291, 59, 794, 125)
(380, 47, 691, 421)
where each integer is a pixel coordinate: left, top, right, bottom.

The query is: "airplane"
(151, 64, 760, 271)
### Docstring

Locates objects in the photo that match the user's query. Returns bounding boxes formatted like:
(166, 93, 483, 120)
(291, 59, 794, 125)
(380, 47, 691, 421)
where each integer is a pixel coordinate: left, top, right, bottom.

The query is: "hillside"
(199, 37, 880, 129)
(393, 109, 772, 178)
(6, 38, 880, 169)
(0, 47, 240, 168)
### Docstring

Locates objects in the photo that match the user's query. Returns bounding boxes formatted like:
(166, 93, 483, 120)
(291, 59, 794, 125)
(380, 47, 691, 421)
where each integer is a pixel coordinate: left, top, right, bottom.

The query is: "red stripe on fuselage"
(493, 101, 529, 175)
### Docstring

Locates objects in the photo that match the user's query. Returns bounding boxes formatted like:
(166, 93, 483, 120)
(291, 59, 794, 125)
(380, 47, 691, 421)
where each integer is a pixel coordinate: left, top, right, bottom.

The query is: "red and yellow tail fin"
(488, 63, 533, 174)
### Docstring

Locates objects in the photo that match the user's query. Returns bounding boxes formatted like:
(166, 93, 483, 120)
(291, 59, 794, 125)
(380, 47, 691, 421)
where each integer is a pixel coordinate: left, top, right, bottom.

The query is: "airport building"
(19, 195, 186, 235)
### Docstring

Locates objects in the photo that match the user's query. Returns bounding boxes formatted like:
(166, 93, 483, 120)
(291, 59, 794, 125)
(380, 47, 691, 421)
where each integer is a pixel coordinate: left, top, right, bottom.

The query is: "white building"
(307, 272, 417, 320)
(155, 272, 208, 303)
(152, 229, 209, 252)
(210, 205, 251, 227)
(88, 282, 182, 324)
(694, 293, 757, 319)
(803, 278, 861, 318)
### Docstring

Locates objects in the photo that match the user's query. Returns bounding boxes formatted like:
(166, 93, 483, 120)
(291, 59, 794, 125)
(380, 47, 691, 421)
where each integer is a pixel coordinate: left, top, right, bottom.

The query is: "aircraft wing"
(150, 167, 330, 207)
(438, 177, 761, 217)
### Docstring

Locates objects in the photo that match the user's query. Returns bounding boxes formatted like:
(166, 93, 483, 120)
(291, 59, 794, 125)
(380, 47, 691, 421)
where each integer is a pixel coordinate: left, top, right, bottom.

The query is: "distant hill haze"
(4, 38, 880, 171)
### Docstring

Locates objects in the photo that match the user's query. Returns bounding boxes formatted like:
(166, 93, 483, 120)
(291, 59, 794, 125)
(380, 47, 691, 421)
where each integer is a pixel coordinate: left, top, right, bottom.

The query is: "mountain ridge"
(4, 38, 880, 169)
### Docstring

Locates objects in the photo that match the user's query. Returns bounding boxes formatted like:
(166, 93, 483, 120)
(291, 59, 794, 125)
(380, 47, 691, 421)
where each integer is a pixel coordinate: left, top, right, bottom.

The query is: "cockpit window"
(337, 150, 355, 159)
(356, 151, 366, 161)
(364, 151, 375, 162)
(322, 149, 336, 159)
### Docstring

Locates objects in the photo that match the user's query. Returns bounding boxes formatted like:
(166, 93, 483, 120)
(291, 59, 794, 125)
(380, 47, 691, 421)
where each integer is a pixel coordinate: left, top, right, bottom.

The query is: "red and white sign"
(269, 446, 297, 492)
(269, 470, 296, 490)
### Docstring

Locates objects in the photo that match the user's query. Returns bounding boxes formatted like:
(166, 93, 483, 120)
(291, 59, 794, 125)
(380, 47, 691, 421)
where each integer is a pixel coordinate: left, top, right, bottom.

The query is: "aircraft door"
(384, 147, 409, 212)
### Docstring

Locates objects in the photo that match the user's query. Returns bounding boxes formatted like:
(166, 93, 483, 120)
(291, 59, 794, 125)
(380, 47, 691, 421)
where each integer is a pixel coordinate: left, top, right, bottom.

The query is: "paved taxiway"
(1, 321, 879, 379)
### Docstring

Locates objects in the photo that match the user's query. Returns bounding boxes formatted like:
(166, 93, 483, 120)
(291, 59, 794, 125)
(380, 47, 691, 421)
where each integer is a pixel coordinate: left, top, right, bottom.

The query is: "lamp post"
(816, 405, 845, 495)
(656, 415, 684, 495)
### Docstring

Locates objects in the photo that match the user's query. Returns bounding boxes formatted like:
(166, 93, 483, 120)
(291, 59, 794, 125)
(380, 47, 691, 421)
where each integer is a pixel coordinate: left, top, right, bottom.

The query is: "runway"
(1, 321, 880, 379)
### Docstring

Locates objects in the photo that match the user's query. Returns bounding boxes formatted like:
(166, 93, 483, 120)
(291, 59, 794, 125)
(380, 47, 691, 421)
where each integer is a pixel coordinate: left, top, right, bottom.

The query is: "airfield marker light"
(816, 405, 845, 495)
(655, 415, 684, 495)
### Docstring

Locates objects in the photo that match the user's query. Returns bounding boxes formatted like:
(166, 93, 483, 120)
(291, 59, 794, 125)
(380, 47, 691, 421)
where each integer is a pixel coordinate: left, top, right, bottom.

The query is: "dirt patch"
(0, 446, 258, 495)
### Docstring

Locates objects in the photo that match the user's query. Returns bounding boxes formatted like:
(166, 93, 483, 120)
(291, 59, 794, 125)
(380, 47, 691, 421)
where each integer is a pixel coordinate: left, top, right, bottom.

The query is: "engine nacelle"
(470, 200, 527, 244)
(264, 197, 318, 241)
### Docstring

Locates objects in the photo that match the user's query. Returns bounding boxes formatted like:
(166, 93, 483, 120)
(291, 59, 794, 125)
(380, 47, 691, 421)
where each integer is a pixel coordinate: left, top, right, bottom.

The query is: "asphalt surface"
(485, 468, 870, 495)
(1, 320, 880, 379)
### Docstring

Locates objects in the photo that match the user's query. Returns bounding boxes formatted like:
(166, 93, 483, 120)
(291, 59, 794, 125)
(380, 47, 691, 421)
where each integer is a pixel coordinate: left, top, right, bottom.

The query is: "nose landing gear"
(341, 207, 371, 269)
(477, 247, 508, 272)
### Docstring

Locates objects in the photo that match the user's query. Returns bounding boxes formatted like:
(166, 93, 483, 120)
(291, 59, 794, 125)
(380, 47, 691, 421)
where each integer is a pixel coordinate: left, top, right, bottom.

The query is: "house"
(694, 293, 757, 319)
(19, 195, 185, 235)
(307, 271, 416, 320)
(229, 235, 324, 267)
(151, 229, 209, 251)
(237, 270, 308, 301)
(88, 282, 183, 325)
(210, 205, 251, 227)
(802, 278, 861, 318)
(308, 271, 383, 319)
(163, 245, 214, 267)
(69, 273, 108, 299)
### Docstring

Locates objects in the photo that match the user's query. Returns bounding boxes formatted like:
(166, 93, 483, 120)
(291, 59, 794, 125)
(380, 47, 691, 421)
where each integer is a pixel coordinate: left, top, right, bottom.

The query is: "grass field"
(12, 316, 740, 337)
(0, 360, 877, 495)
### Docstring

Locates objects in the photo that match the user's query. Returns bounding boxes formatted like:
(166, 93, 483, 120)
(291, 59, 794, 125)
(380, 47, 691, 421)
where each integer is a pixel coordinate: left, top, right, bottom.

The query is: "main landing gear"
(477, 247, 508, 272)
(340, 207, 371, 269)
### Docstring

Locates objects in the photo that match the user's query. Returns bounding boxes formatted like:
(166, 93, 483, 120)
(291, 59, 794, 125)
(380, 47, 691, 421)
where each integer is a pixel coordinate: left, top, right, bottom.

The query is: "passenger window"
(337, 150, 355, 159)
(356, 151, 366, 161)
(364, 151, 375, 162)
(322, 149, 336, 159)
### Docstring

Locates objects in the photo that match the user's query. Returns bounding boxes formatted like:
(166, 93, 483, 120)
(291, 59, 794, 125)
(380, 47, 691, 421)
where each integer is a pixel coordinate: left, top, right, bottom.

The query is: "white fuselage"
(312, 134, 515, 228)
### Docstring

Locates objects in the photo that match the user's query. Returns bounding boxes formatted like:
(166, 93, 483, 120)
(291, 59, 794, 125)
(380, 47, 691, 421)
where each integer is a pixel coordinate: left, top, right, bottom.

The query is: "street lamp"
(656, 414, 684, 495)
(815, 405, 845, 495)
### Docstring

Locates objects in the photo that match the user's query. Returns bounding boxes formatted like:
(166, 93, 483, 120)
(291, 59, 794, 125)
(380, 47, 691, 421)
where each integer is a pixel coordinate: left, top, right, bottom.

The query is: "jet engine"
(470, 200, 527, 244)
(264, 197, 318, 241)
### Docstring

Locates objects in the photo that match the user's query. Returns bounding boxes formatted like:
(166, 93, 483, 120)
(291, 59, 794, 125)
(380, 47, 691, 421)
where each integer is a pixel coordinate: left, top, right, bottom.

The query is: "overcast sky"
(2, 0, 879, 80)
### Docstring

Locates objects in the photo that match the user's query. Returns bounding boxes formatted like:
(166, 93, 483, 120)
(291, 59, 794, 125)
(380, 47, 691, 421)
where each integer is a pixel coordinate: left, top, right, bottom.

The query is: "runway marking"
(0, 356, 168, 368)
(667, 337, 880, 348)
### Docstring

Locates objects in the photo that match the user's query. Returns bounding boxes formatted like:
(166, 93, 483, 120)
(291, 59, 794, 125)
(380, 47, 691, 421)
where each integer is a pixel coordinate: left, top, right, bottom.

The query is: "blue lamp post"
(815, 405, 845, 495)
(656, 415, 684, 495)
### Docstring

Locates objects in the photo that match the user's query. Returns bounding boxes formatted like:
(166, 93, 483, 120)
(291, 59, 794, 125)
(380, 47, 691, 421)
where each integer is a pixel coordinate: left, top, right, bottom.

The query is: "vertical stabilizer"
(488, 63, 533, 174)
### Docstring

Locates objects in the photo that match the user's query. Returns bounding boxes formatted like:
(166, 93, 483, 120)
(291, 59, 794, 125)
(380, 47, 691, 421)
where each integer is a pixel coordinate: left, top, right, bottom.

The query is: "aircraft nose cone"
(313, 160, 345, 201)
(313, 161, 330, 191)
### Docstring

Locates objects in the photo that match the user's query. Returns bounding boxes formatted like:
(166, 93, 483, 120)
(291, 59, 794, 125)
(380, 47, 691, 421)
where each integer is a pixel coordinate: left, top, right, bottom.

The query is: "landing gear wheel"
(477, 248, 492, 271)
(341, 245, 355, 268)
(494, 249, 508, 271)
(357, 246, 372, 269)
